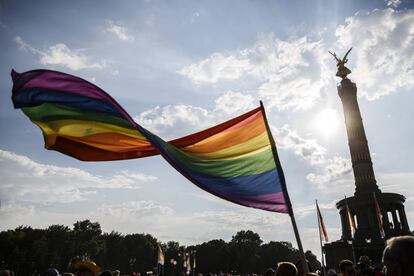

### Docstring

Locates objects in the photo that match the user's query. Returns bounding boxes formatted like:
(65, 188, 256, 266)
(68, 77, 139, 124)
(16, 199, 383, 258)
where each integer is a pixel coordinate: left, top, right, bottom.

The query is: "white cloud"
(106, 20, 134, 41)
(248, 36, 330, 111)
(179, 53, 250, 84)
(40, 44, 106, 70)
(194, 209, 290, 230)
(136, 91, 257, 139)
(190, 12, 200, 23)
(179, 34, 331, 111)
(335, 8, 414, 99)
(306, 156, 353, 187)
(0, 149, 157, 204)
(214, 91, 256, 115)
(0, 202, 35, 220)
(385, 0, 401, 8)
(15, 36, 106, 71)
(274, 125, 326, 165)
(15, 36, 42, 55)
(98, 200, 174, 219)
(137, 104, 216, 139)
(273, 125, 352, 187)
(104, 206, 292, 245)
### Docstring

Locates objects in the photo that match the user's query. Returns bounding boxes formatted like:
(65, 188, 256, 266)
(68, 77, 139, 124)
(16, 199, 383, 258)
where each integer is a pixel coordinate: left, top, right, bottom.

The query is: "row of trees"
(0, 220, 320, 275)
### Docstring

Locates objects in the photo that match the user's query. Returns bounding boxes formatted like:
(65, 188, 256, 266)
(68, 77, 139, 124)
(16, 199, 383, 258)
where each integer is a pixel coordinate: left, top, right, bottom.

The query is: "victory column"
(323, 48, 412, 268)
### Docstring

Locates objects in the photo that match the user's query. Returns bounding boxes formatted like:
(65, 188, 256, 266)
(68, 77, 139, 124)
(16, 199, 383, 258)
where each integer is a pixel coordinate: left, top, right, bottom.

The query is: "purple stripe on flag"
(229, 192, 288, 213)
(20, 71, 108, 100)
(12, 70, 138, 127)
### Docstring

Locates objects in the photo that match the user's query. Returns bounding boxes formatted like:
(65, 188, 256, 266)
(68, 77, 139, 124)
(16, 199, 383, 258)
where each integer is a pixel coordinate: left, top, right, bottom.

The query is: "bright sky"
(1, 0, 413, 261)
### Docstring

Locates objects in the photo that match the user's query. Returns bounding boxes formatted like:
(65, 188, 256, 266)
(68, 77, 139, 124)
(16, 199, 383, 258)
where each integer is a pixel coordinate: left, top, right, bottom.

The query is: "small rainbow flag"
(11, 69, 290, 213)
(316, 201, 328, 242)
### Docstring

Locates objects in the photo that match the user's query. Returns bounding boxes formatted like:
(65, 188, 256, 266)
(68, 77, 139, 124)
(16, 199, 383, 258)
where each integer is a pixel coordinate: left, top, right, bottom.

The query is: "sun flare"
(312, 108, 340, 138)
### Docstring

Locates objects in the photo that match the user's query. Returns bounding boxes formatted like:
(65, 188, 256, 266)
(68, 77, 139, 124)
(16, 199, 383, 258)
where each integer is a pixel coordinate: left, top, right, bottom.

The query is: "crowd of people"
(0, 236, 412, 276)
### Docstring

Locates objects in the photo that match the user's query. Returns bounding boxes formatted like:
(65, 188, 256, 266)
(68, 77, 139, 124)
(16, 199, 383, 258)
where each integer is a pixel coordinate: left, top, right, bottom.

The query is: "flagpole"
(289, 211, 309, 273)
(260, 101, 309, 274)
(316, 200, 326, 276)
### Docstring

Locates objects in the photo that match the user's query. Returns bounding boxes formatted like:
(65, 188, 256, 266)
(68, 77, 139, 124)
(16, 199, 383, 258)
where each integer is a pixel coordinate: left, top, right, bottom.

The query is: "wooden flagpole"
(260, 101, 309, 274)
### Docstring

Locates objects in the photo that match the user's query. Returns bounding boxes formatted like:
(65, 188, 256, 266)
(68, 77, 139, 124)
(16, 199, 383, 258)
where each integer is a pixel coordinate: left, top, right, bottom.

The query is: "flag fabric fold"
(373, 193, 385, 238)
(11, 69, 290, 214)
(345, 197, 356, 239)
(157, 244, 165, 266)
(193, 253, 196, 269)
(185, 254, 191, 273)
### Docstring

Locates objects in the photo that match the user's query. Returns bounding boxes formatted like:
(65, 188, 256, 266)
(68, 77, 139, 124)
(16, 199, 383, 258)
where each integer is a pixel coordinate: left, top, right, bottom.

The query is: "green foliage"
(229, 231, 262, 273)
(0, 224, 321, 275)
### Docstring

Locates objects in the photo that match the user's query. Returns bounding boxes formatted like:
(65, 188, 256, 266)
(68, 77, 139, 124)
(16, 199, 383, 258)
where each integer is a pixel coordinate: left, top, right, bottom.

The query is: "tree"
(163, 241, 181, 275)
(231, 230, 262, 245)
(123, 233, 157, 273)
(229, 230, 263, 273)
(97, 231, 125, 271)
(196, 239, 230, 273)
(305, 250, 321, 271)
(0, 223, 321, 274)
(72, 220, 104, 258)
(45, 224, 72, 270)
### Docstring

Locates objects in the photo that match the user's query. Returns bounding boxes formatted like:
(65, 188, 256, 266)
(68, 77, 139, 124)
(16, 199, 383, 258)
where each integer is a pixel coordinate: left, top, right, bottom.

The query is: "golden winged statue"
(329, 47, 352, 79)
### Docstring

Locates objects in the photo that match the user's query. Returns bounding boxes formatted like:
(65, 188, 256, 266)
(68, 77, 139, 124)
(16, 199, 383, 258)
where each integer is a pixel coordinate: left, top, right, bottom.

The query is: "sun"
(312, 108, 340, 138)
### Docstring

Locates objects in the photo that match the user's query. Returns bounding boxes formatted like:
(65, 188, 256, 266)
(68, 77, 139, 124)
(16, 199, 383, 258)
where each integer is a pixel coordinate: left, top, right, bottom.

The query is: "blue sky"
(1, 0, 414, 260)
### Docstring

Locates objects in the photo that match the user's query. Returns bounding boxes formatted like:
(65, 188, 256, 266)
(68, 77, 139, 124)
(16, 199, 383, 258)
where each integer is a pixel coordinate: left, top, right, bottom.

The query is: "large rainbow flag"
(11, 69, 291, 213)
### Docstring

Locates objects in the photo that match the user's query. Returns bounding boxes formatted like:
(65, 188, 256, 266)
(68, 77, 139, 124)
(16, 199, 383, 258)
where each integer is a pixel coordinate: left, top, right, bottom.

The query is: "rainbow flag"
(345, 197, 356, 238)
(316, 201, 328, 242)
(11, 69, 290, 213)
(373, 193, 385, 238)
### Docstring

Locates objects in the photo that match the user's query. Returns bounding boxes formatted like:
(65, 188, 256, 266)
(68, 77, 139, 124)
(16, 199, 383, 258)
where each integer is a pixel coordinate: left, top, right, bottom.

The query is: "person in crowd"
(264, 268, 275, 276)
(372, 266, 384, 276)
(0, 270, 13, 276)
(73, 260, 101, 276)
(338, 260, 355, 276)
(295, 260, 313, 276)
(275, 262, 297, 276)
(327, 269, 337, 276)
(44, 268, 61, 276)
(382, 235, 414, 276)
(356, 256, 373, 276)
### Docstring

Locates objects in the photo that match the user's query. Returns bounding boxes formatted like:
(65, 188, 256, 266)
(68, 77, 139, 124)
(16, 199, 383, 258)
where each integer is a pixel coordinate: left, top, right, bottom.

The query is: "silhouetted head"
(276, 262, 297, 276)
(264, 268, 275, 276)
(339, 260, 355, 276)
(382, 235, 414, 276)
